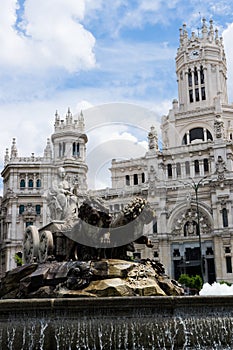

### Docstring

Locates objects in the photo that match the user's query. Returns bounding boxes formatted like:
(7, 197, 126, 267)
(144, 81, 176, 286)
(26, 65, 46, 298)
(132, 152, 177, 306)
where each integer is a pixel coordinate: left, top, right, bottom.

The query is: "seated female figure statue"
(47, 167, 78, 220)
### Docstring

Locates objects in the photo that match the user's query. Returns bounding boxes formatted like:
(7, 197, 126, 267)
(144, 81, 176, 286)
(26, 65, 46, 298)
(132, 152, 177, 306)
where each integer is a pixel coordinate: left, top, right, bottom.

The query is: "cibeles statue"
(47, 167, 78, 220)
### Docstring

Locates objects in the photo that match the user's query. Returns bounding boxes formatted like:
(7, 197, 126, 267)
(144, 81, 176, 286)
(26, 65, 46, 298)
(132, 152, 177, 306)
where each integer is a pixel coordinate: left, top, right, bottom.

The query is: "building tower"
(51, 108, 88, 191)
(0, 108, 88, 276)
(109, 19, 233, 284)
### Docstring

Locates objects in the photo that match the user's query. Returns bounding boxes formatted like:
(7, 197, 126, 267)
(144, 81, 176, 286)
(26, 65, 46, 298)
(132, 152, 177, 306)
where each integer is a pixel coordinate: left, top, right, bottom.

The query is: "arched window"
(59, 143, 62, 157)
(182, 127, 213, 145)
(222, 208, 228, 227)
(36, 179, 41, 188)
(176, 163, 181, 177)
(188, 69, 192, 87)
(194, 67, 198, 85)
(167, 164, 172, 178)
(73, 142, 80, 156)
(20, 179, 25, 188)
(185, 161, 190, 175)
(28, 179, 34, 188)
(204, 158, 209, 173)
(62, 142, 66, 156)
(59, 142, 66, 157)
(194, 160, 200, 174)
(200, 65, 205, 84)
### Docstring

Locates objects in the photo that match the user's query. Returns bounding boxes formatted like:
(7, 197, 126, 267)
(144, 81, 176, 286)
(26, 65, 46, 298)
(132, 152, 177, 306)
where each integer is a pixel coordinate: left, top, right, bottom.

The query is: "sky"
(1, 0, 233, 191)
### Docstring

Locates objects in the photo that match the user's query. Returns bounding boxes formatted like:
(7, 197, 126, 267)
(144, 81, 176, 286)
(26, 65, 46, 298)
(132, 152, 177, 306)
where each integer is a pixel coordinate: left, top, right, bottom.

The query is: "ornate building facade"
(0, 110, 88, 276)
(107, 19, 233, 284)
(1, 19, 233, 284)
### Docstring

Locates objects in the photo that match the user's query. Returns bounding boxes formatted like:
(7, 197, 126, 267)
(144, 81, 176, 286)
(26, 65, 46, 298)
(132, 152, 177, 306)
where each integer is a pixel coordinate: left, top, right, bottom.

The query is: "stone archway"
(167, 201, 213, 237)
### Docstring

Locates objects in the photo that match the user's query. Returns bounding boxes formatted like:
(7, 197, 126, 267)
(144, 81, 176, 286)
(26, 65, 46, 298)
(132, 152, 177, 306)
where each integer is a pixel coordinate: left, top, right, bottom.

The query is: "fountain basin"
(1, 296, 233, 349)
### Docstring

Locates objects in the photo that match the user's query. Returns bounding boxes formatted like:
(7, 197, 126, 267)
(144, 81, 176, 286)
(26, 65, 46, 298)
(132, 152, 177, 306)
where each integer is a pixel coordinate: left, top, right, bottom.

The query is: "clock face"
(189, 50, 200, 59)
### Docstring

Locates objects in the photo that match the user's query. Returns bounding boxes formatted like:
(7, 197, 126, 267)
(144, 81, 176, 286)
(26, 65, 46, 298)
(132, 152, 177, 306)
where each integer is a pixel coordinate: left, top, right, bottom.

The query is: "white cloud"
(81, 103, 159, 189)
(223, 23, 233, 102)
(0, 0, 96, 72)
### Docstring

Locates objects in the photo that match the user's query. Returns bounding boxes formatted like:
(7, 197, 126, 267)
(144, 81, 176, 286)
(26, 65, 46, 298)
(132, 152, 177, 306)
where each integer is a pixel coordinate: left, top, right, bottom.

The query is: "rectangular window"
(167, 164, 172, 178)
(226, 256, 232, 273)
(201, 87, 206, 100)
(35, 205, 41, 215)
(200, 67, 205, 84)
(62, 142, 66, 156)
(204, 159, 209, 172)
(189, 89, 193, 103)
(134, 174, 138, 185)
(222, 208, 228, 227)
(19, 205, 25, 215)
(195, 88, 200, 102)
(141, 173, 145, 183)
(125, 175, 130, 186)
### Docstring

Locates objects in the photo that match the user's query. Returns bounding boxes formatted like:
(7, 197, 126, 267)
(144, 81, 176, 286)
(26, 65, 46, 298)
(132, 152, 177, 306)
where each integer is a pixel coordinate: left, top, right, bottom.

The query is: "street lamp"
(189, 176, 208, 282)
(179, 176, 208, 282)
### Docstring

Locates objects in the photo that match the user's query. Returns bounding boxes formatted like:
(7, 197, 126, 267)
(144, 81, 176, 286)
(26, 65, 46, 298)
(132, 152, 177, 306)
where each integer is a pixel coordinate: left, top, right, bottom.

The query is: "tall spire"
(201, 18, 208, 39)
(43, 138, 52, 160)
(10, 138, 18, 159)
(66, 107, 73, 125)
(4, 148, 9, 164)
(208, 19, 214, 42)
(78, 110, 85, 130)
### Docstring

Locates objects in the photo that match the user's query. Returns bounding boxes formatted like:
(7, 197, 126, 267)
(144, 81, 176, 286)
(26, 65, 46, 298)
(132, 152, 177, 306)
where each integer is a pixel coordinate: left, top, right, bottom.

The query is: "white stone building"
(108, 18, 233, 284)
(1, 18, 233, 284)
(0, 109, 88, 276)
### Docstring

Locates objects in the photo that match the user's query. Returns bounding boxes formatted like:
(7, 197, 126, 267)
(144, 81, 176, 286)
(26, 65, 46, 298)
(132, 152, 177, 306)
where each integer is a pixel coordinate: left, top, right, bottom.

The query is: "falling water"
(1, 297, 233, 349)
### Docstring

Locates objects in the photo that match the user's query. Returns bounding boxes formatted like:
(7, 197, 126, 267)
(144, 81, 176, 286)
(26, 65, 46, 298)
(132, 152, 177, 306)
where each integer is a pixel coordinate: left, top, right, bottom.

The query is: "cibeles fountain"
(1, 168, 233, 349)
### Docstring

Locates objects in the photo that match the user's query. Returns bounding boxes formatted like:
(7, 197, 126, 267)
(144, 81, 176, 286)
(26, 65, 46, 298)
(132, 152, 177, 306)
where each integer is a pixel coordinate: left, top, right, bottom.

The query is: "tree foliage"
(178, 274, 203, 291)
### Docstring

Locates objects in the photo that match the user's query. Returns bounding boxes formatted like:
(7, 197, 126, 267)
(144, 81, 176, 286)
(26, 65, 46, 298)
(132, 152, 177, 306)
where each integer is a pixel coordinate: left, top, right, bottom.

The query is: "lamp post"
(189, 176, 207, 282)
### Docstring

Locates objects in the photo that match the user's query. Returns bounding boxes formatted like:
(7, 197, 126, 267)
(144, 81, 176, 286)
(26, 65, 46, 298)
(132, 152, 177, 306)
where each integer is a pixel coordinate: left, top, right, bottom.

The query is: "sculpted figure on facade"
(47, 167, 78, 220)
(184, 220, 197, 236)
(215, 155, 227, 181)
(148, 126, 158, 150)
(214, 115, 225, 139)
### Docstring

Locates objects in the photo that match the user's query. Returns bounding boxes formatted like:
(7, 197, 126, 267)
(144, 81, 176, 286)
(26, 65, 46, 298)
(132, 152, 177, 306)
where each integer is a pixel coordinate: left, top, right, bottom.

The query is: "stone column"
(172, 164, 176, 179)
(199, 160, 204, 176)
(190, 161, 195, 178)
(181, 162, 186, 178)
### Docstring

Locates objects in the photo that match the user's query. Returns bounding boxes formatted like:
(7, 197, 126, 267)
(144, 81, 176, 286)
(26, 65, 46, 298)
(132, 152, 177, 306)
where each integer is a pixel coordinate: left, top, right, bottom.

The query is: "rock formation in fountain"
(0, 188, 184, 298)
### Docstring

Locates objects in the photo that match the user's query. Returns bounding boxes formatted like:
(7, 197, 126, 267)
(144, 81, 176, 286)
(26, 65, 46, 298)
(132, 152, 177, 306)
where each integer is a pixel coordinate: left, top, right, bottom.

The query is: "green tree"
(178, 274, 203, 292)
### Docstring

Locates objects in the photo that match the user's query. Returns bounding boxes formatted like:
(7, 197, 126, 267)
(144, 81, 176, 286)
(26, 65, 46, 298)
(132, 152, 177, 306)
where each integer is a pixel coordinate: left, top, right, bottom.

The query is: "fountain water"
(1, 296, 233, 349)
